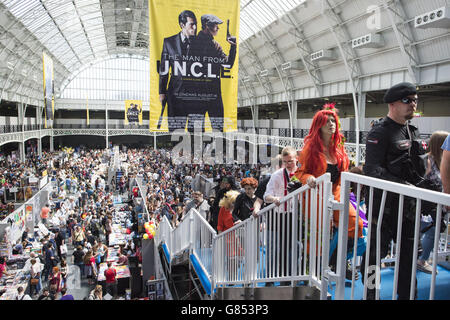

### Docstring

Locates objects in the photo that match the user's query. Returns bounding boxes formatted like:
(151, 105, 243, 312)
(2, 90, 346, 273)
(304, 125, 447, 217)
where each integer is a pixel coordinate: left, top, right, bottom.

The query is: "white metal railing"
(213, 173, 333, 295)
(156, 216, 174, 268)
(154, 171, 450, 300)
(336, 172, 450, 300)
(190, 209, 217, 293)
(154, 174, 335, 298)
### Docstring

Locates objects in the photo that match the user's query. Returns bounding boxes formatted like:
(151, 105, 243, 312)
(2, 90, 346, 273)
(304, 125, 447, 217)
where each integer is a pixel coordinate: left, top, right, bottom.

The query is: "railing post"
(320, 180, 333, 300)
(189, 211, 194, 254)
(335, 176, 351, 300)
(211, 236, 216, 300)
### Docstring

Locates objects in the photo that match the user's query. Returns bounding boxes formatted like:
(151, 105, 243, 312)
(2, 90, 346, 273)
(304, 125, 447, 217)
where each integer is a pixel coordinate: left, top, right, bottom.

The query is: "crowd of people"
(0, 150, 52, 219)
(0, 144, 274, 300)
(0, 82, 449, 300)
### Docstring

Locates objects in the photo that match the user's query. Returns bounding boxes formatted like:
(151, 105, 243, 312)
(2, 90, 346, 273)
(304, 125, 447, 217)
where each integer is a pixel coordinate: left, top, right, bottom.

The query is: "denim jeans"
(419, 221, 435, 261)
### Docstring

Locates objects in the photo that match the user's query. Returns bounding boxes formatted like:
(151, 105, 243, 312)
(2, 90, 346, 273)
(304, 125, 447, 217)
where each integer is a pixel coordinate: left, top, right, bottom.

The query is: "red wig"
(302, 103, 349, 174)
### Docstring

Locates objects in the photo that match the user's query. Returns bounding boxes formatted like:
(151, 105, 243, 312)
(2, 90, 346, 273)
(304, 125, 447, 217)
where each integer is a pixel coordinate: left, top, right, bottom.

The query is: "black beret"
(383, 82, 417, 103)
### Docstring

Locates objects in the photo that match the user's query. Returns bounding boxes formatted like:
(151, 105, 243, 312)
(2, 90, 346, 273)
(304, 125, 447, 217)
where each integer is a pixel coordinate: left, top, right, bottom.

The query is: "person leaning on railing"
(232, 177, 258, 224)
(441, 134, 450, 197)
(417, 131, 449, 274)
(217, 190, 241, 234)
(295, 105, 364, 234)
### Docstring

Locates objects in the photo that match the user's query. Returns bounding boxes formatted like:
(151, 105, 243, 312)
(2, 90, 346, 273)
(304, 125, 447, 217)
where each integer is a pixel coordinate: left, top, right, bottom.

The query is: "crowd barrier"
(155, 171, 450, 300)
(336, 172, 450, 300)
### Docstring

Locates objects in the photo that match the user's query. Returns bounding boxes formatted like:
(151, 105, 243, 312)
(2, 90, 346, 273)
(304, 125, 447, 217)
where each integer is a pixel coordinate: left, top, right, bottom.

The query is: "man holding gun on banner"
(191, 14, 237, 132)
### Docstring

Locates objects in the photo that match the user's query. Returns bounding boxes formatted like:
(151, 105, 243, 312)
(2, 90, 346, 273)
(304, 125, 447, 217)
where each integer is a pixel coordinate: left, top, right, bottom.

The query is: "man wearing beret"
(362, 82, 428, 300)
(190, 14, 237, 132)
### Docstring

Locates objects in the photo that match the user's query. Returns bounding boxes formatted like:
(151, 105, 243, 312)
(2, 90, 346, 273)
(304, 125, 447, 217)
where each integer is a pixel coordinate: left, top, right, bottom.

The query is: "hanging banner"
(149, 0, 239, 133)
(125, 100, 143, 125)
(42, 52, 54, 129)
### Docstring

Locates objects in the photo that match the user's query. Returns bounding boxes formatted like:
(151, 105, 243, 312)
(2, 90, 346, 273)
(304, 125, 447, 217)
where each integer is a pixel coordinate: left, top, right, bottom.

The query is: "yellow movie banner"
(42, 52, 54, 128)
(125, 100, 143, 125)
(149, 0, 240, 133)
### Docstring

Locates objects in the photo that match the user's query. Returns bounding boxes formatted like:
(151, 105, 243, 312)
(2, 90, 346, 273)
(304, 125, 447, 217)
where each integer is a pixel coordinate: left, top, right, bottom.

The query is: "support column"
(357, 92, 367, 132)
(36, 106, 39, 128)
(291, 99, 298, 131)
(153, 132, 157, 150)
(251, 105, 259, 132)
(288, 98, 298, 142)
(50, 131, 54, 152)
(105, 103, 109, 149)
(38, 135, 42, 156)
(18, 102, 26, 160)
(19, 141, 25, 162)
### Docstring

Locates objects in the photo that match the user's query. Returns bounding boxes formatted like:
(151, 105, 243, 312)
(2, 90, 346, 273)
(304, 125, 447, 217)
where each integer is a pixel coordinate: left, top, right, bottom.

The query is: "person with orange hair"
(232, 177, 258, 224)
(294, 103, 364, 275)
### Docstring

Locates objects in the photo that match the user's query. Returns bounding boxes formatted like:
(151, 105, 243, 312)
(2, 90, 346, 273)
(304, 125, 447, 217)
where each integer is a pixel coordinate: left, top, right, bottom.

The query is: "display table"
(0, 269, 29, 300)
(105, 247, 121, 263)
(108, 224, 129, 246)
(97, 262, 131, 295)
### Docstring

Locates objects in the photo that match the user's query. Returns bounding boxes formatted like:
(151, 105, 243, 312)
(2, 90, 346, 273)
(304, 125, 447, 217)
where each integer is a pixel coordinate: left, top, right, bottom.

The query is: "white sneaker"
(417, 259, 437, 274)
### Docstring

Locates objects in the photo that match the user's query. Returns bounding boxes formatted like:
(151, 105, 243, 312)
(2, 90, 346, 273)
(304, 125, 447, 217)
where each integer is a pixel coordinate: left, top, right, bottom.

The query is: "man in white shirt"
(15, 286, 32, 300)
(264, 146, 298, 207)
(24, 252, 42, 272)
(263, 146, 299, 286)
(184, 191, 210, 221)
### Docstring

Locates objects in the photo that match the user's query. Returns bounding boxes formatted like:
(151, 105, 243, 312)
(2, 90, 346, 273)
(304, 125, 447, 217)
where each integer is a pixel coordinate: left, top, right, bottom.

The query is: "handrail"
(153, 170, 450, 300)
(337, 172, 450, 300)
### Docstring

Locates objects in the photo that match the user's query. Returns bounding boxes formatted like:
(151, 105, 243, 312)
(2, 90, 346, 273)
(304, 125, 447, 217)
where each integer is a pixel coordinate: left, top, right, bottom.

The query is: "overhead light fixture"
(281, 60, 303, 71)
(259, 68, 278, 78)
(125, 7, 131, 11)
(351, 33, 384, 49)
(311, 49, 335, 62)
(415, 6, 450, 29)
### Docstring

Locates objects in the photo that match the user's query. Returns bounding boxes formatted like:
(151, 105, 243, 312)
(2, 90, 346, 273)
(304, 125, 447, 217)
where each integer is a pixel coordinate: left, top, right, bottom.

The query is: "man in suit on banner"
(159, 10, 199, 132)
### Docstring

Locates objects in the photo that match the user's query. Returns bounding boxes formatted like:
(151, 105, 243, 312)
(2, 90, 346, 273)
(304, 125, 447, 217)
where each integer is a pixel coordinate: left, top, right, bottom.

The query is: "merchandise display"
(0, 266, 29, 300)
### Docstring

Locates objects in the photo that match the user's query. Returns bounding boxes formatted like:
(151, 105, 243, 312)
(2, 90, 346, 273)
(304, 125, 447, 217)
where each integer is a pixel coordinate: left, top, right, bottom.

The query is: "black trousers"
(360, 194, 417, 300)
(203, 98, 224, 132)
(167, 97, 204, 133)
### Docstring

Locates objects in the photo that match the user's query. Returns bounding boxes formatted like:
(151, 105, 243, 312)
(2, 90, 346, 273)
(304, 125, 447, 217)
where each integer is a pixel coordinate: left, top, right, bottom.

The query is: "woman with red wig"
(294, 103, 364, 276)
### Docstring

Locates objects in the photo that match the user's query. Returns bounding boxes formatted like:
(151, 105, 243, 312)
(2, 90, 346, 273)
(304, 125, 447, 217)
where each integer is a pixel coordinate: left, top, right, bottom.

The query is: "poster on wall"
(25, 205, 33, 222)
(125, 100, 143, 125)
(149, 0, 240, 133)
(42, 52, 54, 129)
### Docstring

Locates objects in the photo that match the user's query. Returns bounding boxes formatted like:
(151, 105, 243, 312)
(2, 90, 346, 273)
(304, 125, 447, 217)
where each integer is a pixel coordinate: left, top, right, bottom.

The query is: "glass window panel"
(60, 57, 150, 101)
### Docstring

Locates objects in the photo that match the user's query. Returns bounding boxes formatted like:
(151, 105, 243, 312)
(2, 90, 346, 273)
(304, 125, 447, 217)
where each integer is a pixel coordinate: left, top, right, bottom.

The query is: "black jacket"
(232, 193, 256, 222)
(364, 117, 427, 185)
(159, 32, 196, 97)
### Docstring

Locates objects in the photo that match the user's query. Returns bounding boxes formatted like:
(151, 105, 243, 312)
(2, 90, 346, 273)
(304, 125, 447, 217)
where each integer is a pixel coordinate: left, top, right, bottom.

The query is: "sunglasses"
(401, 97, 418, 104)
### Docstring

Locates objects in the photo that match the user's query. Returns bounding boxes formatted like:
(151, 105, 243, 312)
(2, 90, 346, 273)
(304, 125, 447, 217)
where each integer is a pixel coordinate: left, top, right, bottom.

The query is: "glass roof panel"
(240, 0, 305, 41)
(1, 0, 106, 72)
(1, 0, 305, 75)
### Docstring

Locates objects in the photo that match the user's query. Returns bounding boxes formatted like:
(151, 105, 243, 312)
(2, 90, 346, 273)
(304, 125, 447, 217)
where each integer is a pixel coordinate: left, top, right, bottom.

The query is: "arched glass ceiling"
(1, 0, 108, 72)
(60, 56, 149, 101)
(240, 0, 306, 41)
(2, 0, 305, 71)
